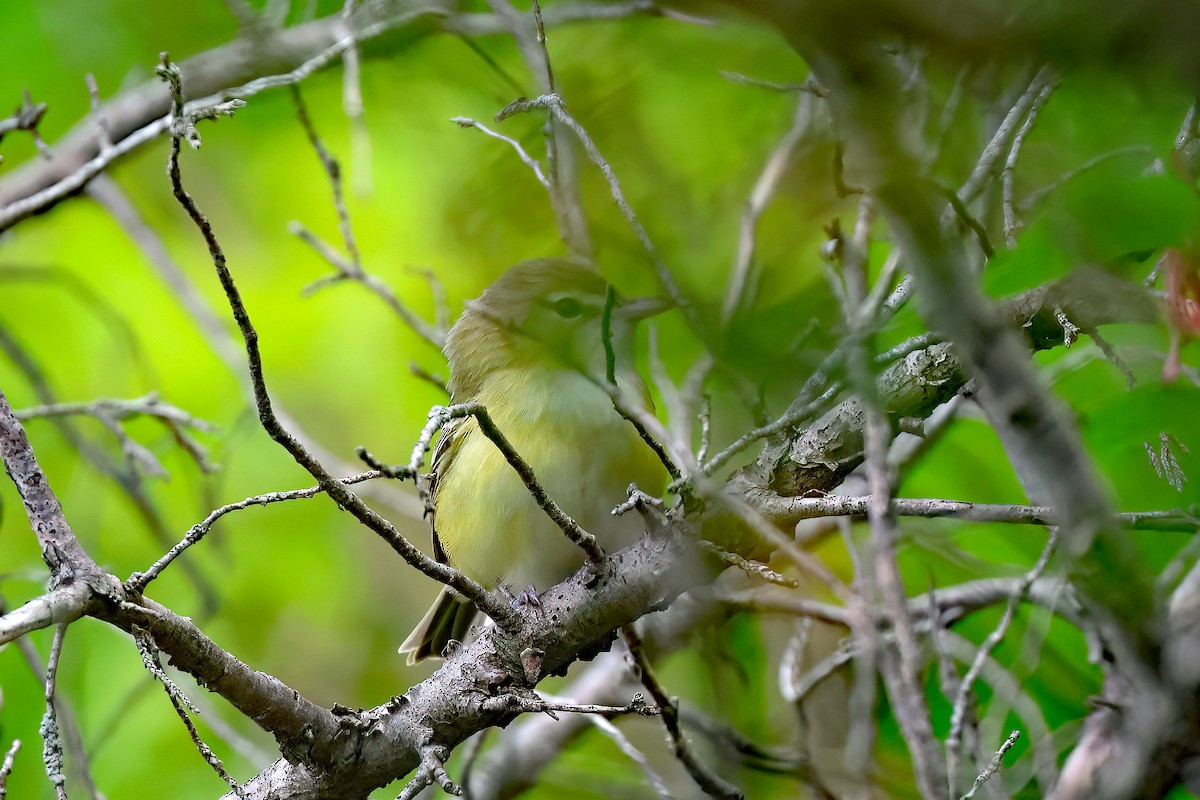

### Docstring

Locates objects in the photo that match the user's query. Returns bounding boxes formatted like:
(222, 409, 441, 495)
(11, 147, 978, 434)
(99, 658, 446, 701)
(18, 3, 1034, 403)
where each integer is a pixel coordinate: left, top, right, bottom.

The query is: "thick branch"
(97, 598, 342, 764)
(226, 527, 709, 799)
(0, 582, 97, 646)
(0, 387, 99, 582)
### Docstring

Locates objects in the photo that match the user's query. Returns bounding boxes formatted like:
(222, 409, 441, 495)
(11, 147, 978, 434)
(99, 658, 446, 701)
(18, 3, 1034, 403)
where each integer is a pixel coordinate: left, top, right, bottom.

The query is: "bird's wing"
(428, 415, 471, 565)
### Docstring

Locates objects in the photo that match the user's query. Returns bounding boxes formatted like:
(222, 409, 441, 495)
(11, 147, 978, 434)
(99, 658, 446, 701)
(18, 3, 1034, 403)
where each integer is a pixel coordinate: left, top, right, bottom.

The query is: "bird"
(399, 258, 671, 664)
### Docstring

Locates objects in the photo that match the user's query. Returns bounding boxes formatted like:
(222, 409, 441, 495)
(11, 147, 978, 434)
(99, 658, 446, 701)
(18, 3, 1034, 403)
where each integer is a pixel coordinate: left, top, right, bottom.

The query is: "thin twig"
(845, 195, 946, 798)
(588, 715, 674, 799)
(0, 91, 48, 144)
(408, 404, 605, 564)
(291, 88, 445, 348)
(291, 86, 361, 270)
(1002, 80, 1056, 247)
(527, 692, 661, 718)
(701, 380, 840, 476)
(84, 74, 112, 154)
(133, 629, 243, 796)
(126, 471, 384, 592)
(496, 93, 694, 329)
(1020, 145, 1155, 210)
(409, 362, 449, 395)
(958, 66, 1057, 206)
(339, 0, 372, 195)
(40, 625, 67, 800)
(755, 494, 1199, 532)
(961, 730, 1020, 800)
(696, 393, 712, 464)
(621, 627, 744, 800)
(157, 54, 512, 629)
(947, 532, 1056, 793)
(457, 729, 490, 796)
(451, 117, 549, 187)
(293, 223, 445, 347)
(487, 0, 589, 256)
(16, 394, 216, 474)
(719, 71, 824, 94)
(5, 605, 103, 800)
(722, 92, 815, 323)
(396, 745, 459, 800)
(695, 540, 798, 588)
(0, 739, 20, 800)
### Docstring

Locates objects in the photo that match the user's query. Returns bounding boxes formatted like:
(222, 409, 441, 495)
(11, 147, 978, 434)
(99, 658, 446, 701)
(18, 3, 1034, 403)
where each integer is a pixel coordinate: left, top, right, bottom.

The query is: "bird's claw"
(503, 584, 545, 616)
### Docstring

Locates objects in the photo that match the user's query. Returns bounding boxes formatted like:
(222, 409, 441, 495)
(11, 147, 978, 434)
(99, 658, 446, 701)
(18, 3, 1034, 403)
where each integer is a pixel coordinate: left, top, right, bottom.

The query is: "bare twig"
(701, 380, 840, 476)
(40, 625, 67, 800)
(1020, 146, 1154, 211)
(753, 494, 1199, 532)
(588, 715, 674, 799)
(486, 0, 589, 257)
(157, 55, 512, 629)
(127, 470, 384, 592)
(338, 0, 371, 195)
(1002, 80, 1056, 247)
(291, 88, 445, 348)
(16, 394, 216, 475)
(722, 92, 815, 323)
(696, 393, 712, 464)
(84, 74, 112, 154)
(0, 91, 48, 144)
(695, 540, 799, 588)
(621, 627, 744, 800)
(396, 745, 459, 800)
(843, 195, 945, 798)
(527, 692, 661, 718)
(451, 117, 549, 187)
(496, 93, 694, 329)
(0, 740, 20, 800)
(408, 404, 605, 564)
(293, 223, 445, 347)
(291, 86, 361, 271)
(133, 629, 243, 795)
(958, 66, 1058, 206)
(719, 71, 823, 94)
(961, 730, 1021, 800)
(947, 532, 1057, 794)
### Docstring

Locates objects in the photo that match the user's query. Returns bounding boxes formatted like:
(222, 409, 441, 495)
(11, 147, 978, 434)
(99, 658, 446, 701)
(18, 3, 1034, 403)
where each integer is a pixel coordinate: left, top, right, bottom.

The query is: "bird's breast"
(434, 367, 664, 590)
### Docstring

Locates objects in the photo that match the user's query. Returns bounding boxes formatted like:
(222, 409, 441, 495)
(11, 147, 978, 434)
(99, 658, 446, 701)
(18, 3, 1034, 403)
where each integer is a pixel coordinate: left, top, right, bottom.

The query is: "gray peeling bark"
(0, 387, 99, 583)
(226, 530, 705, 799)
(735, 269, 1157, 514)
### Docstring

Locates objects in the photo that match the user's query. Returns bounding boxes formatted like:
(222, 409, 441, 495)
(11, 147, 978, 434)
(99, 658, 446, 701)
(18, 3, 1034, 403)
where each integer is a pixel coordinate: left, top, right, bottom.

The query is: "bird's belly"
(435, 373, 663, 591)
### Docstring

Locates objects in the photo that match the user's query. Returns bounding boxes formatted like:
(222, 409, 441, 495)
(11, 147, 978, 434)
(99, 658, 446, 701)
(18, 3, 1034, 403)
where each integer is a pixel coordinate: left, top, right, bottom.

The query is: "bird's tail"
(398, 586, 478, 665)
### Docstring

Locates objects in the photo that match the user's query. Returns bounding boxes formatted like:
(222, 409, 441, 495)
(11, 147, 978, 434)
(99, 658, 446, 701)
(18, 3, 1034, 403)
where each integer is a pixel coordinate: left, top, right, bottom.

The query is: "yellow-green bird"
(400, 258, 670, 664)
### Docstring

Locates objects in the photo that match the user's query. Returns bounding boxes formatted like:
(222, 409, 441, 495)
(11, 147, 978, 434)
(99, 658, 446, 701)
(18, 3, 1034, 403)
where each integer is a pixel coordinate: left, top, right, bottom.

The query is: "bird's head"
(445, 258, 669, 399)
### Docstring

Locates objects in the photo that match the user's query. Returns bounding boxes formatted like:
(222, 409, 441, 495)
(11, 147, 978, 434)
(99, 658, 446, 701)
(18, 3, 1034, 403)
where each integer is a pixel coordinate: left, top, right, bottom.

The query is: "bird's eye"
(553, 297, 583, 319)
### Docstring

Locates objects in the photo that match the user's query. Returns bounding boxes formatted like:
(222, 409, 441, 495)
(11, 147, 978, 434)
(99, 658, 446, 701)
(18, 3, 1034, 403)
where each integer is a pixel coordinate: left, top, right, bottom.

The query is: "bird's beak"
(614, 296, 674, 321)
